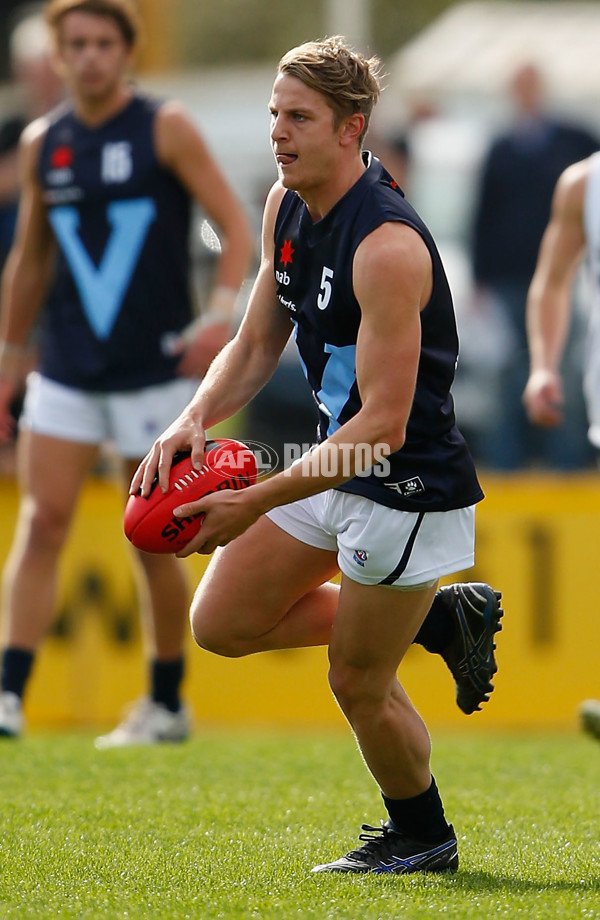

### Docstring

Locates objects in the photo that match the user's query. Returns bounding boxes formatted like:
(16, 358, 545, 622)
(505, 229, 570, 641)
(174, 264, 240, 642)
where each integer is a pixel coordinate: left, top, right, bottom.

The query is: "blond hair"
(45, 0, 140, 48)
(277, 36, 381, 145)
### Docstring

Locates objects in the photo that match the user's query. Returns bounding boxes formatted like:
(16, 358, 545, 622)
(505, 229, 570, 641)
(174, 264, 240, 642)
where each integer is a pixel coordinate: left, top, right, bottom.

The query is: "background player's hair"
(45, 0, 141, 49)
(277, 36, 381, 146)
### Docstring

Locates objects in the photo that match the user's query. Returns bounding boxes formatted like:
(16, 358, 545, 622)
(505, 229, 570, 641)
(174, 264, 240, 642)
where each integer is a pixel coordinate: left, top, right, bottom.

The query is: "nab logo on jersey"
(102, 142, 133, 183)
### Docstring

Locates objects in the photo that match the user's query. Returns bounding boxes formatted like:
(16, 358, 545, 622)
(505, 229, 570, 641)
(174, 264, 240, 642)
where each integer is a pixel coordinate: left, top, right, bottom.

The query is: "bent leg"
(191, 515, 339, 657)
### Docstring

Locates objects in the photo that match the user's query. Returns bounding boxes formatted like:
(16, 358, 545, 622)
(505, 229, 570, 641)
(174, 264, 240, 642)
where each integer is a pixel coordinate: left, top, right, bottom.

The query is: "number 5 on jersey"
(317, 266, 334, 310)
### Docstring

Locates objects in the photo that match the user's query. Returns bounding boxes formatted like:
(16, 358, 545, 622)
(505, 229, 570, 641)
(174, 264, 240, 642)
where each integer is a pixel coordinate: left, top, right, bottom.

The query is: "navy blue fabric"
(38, 94, 193, 391)
(273, 154, 483, 512)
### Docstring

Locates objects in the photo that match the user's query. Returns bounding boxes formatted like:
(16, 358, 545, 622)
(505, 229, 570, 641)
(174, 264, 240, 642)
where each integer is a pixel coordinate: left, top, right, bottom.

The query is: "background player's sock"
(151, 656, 184, 713)
(1, 647, 35, 698)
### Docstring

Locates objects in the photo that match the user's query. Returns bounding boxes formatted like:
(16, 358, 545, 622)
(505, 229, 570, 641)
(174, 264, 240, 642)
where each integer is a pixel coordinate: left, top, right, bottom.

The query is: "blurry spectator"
(368, 97, 438, 193)
(0, 8, 63, 270)
(0, 9, 63, 475)
(470, 62, 598, 470)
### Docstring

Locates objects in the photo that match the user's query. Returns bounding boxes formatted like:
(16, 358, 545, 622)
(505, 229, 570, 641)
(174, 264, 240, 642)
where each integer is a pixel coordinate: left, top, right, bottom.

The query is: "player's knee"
(190, 602, 242, 658)
(327, 658, 386, 719)
(18, 497, 71, 552)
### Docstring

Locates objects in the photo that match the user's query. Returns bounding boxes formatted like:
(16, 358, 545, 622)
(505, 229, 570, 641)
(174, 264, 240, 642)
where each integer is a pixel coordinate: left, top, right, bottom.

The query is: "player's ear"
(339, 113, 365, 147)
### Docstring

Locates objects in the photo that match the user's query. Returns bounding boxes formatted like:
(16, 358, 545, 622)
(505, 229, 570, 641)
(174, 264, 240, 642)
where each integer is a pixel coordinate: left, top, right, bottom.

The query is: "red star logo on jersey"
(51, 146, 73, 169)
(280, 239, 295, 266)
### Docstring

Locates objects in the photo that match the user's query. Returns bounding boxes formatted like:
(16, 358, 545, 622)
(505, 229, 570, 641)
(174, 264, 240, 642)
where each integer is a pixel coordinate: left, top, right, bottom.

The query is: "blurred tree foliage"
(175, 0, 460, 66)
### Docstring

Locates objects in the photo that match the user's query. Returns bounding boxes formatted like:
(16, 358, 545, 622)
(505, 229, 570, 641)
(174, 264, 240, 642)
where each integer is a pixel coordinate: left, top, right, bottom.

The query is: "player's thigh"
(191, 515, 339, 638)
(15, 430, 99, 530)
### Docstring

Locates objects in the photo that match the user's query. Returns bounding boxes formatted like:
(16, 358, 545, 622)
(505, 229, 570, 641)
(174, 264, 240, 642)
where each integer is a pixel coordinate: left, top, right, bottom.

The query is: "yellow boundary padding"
(0, 472, 598, 731)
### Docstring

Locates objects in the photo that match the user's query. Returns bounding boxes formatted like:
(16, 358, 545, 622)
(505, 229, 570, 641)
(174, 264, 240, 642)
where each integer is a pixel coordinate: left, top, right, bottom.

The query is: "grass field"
(1, 729, 599, 919)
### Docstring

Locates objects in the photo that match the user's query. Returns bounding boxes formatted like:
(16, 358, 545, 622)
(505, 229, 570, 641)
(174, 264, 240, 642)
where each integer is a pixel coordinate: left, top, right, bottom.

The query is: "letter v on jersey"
(48, 198, 157, 339)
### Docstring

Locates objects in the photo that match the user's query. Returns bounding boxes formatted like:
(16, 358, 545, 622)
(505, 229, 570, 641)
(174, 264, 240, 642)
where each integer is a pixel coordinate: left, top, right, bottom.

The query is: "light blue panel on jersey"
(48, 198, 157, 340)
(292, 318, 310, 380)
(316, 343, 357, 435)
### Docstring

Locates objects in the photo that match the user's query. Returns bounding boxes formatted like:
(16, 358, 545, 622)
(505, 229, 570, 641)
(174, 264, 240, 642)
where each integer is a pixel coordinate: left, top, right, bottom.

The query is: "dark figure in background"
(471, 62, 598, 470)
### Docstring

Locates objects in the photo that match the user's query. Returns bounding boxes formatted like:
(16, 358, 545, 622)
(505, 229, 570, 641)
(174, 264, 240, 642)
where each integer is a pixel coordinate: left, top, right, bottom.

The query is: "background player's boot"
(0, 691, 23, 738)
(95, 697, 191, 749)
(580, 699, 600, 739)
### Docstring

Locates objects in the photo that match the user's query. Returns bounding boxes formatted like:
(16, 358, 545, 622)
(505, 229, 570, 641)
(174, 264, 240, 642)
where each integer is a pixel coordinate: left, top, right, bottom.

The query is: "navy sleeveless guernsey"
(38, 94, 193, 391)
(273, 154, 483, 512)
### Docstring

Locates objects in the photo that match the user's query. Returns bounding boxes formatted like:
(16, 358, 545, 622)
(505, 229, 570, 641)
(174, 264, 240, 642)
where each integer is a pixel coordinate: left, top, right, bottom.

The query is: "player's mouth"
(80, 70, 104, 85)
(275, 153, 298, 166)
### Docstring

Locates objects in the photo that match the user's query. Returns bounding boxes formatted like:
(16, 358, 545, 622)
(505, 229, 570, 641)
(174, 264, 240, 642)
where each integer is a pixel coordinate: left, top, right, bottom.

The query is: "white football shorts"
(266, 489, 476, 588)
(19, 371, 198, 459)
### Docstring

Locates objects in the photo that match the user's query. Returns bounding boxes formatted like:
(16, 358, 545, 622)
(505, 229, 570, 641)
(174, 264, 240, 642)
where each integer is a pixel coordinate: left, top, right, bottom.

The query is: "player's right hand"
(130, 410, 207, 497)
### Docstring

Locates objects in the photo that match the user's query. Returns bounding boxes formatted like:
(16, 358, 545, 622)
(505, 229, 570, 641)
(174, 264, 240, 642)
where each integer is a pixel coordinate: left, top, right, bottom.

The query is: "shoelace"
(346, 823, 400, 861)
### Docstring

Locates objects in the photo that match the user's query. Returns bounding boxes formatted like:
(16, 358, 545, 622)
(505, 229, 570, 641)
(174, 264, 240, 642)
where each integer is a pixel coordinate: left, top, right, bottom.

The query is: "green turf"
(0, 729, 599, 919)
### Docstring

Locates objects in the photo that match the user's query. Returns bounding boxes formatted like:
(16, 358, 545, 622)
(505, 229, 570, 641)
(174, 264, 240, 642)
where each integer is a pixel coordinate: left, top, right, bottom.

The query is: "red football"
(124, 438, 258, 554)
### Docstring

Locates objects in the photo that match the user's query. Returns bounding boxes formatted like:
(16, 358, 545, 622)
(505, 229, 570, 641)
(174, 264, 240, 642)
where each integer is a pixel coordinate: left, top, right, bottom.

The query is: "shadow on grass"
(452, 870, 600, 894)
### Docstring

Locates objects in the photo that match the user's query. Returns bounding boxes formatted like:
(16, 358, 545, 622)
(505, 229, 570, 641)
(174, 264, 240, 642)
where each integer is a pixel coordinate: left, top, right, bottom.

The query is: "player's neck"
(72, 83, 134, 128)
(303, 156, 367, 222)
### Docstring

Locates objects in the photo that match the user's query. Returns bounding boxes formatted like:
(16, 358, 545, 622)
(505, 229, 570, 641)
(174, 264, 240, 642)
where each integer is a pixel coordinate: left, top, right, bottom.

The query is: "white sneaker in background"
(0, 691, 24, 738)
(94, 697, 191, 750)
(580, 699, 600, 740)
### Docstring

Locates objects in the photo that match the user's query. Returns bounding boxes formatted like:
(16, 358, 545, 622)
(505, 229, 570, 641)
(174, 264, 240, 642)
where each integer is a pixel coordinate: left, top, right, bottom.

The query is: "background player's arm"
(523, 161, 588, 427)
(0, 119, 55, 438)
(154, 102, 255, 377)
(172, 220, 432, 556)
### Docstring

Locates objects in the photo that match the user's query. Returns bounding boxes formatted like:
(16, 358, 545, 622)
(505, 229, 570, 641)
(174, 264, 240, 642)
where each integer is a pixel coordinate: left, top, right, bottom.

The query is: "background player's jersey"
(273, 154, 483, 512)
(38, 94, 193, 391)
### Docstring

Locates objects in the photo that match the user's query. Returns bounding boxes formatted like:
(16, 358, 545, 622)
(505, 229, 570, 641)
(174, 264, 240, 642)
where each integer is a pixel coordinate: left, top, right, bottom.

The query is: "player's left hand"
(173, 487, 262, 556)
(175, 321, 230, 378)
(523, 368, 564, 427)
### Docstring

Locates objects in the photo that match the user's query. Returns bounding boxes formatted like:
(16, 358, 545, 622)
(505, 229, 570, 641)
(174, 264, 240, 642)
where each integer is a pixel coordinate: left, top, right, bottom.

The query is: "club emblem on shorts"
(353, 549, 368, 567)
(384, 477, 425, 496)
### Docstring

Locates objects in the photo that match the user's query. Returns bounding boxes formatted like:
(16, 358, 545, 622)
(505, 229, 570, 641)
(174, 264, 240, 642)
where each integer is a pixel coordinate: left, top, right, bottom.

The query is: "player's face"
(55, 12, 132, 103)
(269, 73, 343, 198)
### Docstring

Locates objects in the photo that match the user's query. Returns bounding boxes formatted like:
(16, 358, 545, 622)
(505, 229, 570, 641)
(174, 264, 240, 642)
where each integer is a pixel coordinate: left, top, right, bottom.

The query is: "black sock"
(1, 647, 35, 699)
(413, 590, 454, 653)
(151, 656, 184, 713)
(382, 776, 451, 843)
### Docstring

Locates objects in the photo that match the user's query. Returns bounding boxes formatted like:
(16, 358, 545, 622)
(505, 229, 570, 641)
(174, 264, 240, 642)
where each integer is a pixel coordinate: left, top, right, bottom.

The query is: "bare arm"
(174, 219, 432, 555)
(155, 102, 255, 376)
(131, 182, 293, 494)
(0, 118, 55, 438)
(523, 160, 588, 427)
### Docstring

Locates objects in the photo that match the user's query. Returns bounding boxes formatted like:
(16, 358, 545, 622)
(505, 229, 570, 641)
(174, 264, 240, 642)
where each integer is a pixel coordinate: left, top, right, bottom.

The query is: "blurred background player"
(0, 0, 254, 745)
(523, 152, 600, 741)
(471, 61, 598, 471)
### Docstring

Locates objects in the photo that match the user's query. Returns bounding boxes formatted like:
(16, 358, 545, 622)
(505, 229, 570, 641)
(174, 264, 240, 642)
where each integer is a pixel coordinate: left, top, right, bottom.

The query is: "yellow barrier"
(0, 472, 598, 731)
